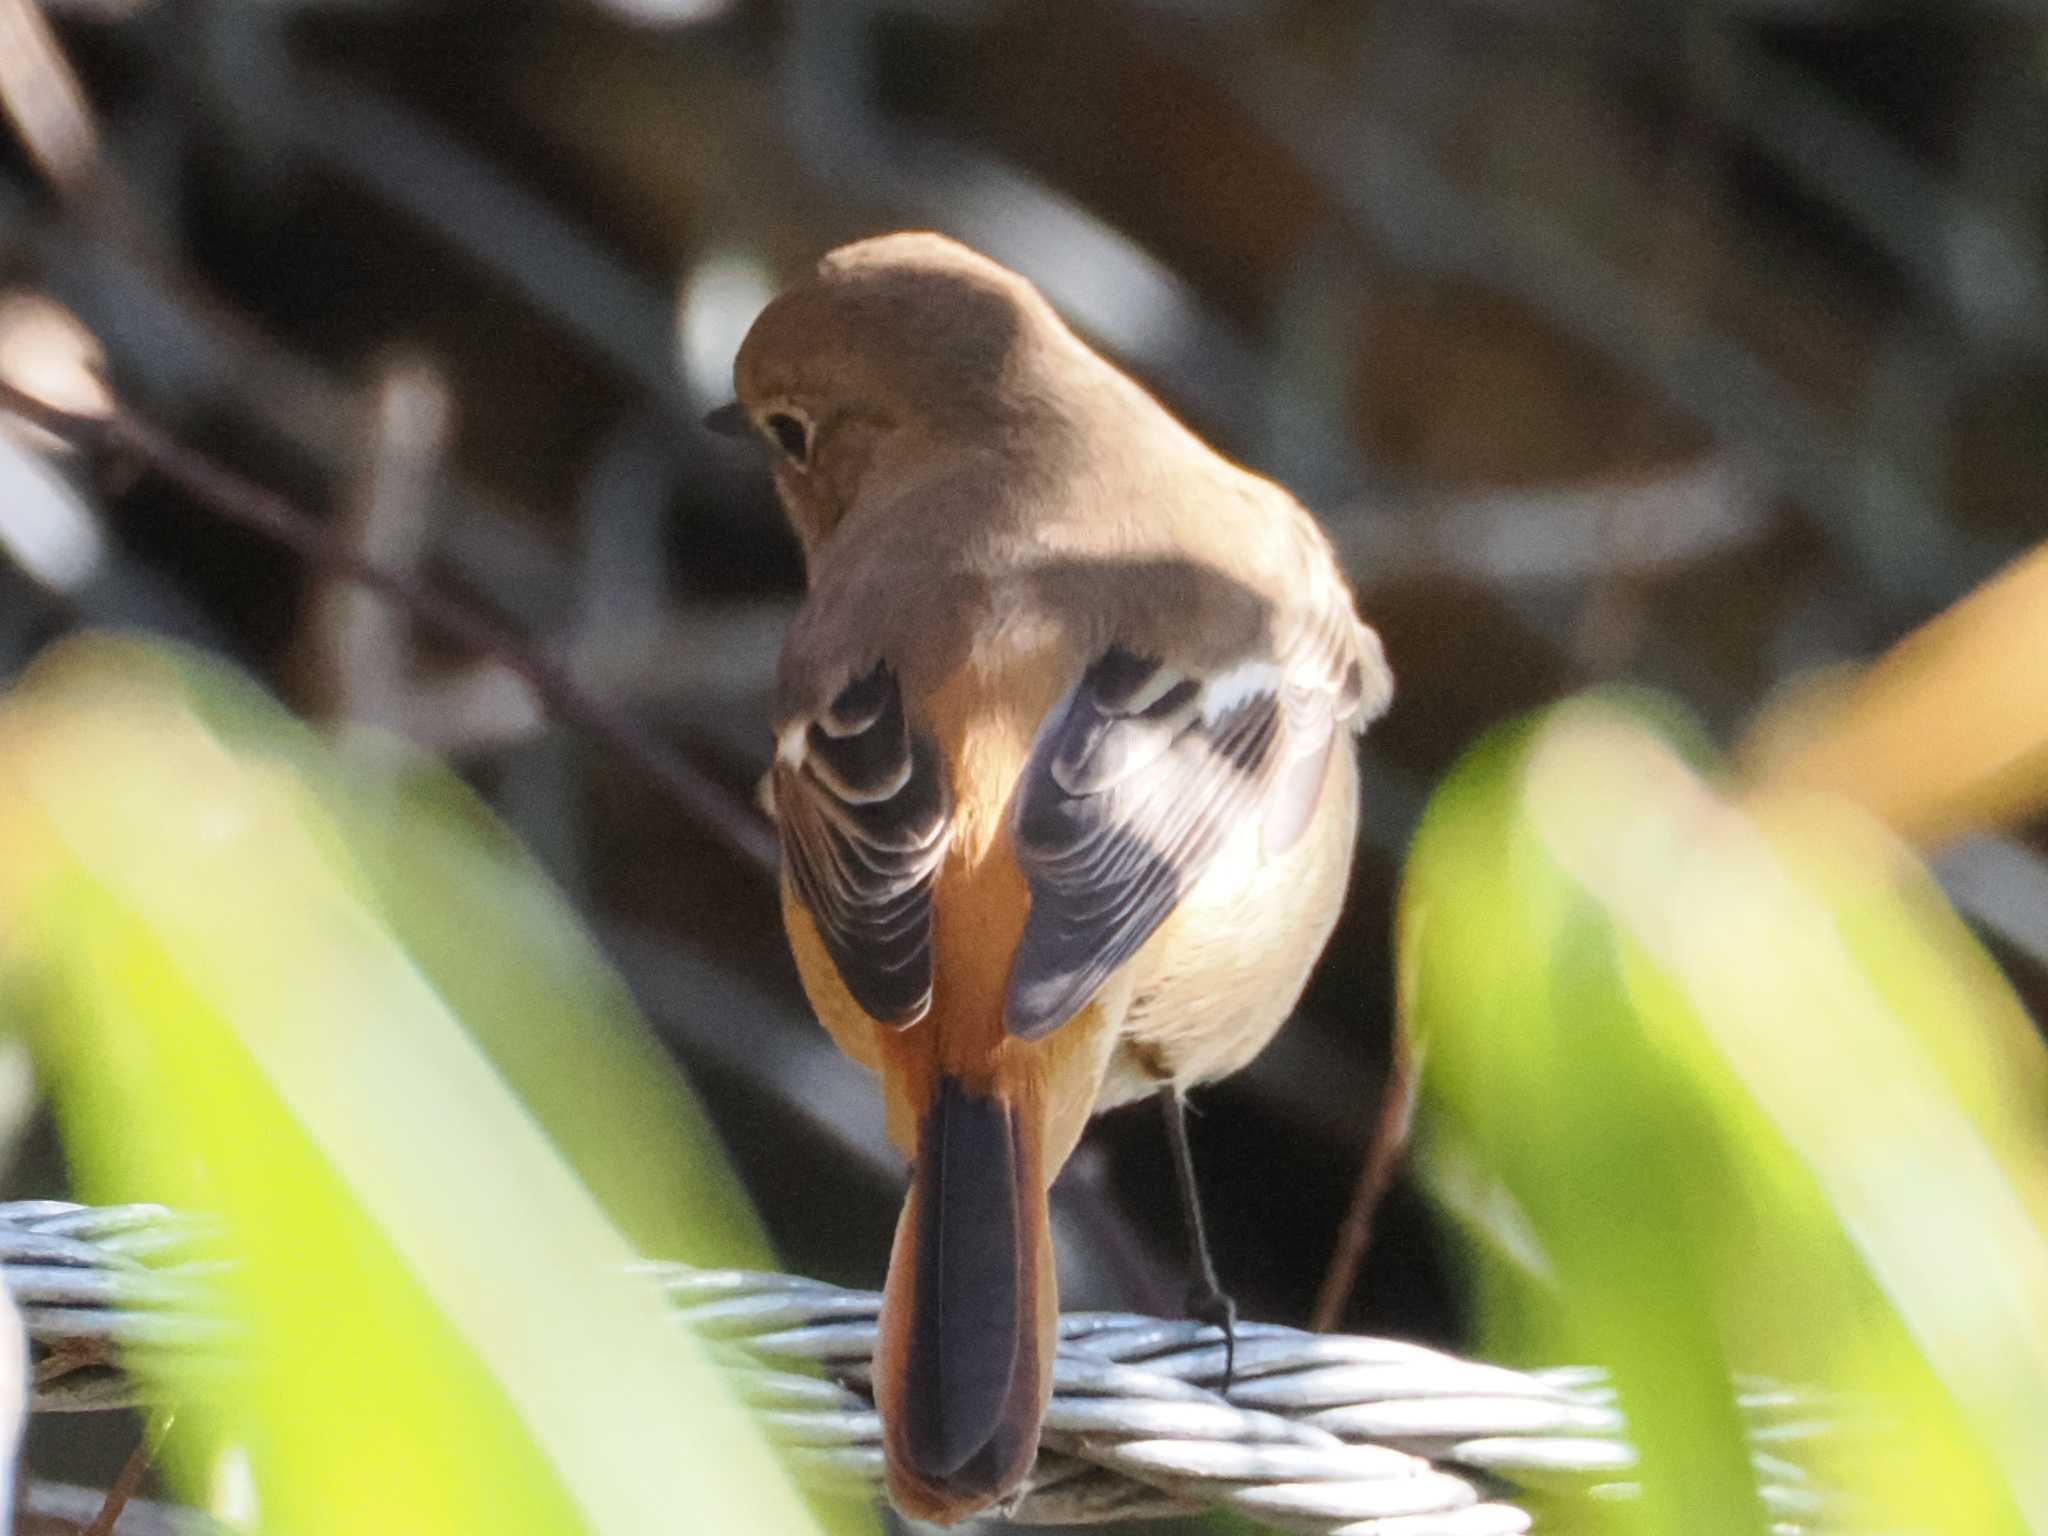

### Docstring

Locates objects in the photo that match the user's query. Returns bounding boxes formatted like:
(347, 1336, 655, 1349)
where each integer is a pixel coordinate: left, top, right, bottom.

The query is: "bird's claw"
(1185, 1282, 1238, 1392)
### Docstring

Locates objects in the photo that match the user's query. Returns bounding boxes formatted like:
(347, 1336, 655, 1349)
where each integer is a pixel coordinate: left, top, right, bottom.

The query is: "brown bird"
(714, 232, 1391, 1524)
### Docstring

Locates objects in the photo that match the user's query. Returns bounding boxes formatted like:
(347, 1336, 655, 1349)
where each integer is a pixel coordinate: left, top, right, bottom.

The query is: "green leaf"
(1401, 695, 2048, 1534)
(0, 634, 850, 1536)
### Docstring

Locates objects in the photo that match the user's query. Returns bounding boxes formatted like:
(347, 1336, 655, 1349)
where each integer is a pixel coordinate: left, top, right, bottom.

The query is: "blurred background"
(0, 0, 2045, 1528)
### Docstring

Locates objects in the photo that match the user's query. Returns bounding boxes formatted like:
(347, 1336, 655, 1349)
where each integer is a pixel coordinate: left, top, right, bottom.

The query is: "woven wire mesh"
(8, 1201, 1867, 1534)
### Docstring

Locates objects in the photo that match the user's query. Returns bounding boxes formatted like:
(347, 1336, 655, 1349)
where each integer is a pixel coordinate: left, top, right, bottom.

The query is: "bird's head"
(717, 232, 1079, 555)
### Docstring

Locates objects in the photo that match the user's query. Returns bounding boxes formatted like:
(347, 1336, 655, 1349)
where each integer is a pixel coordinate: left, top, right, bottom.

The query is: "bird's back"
(789, 413, 1373, 1105)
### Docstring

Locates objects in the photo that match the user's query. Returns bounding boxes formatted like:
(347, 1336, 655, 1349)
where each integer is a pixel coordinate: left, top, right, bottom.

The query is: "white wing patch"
(1201, 660, 1284, 724)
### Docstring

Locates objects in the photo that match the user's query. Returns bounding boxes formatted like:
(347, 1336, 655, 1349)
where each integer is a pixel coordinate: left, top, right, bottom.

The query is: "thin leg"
(1160, 1084, 1237, 1390)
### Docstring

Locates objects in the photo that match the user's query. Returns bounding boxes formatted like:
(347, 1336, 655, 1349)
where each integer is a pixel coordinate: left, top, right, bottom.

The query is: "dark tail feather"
(877, 1075, 1054, 1523)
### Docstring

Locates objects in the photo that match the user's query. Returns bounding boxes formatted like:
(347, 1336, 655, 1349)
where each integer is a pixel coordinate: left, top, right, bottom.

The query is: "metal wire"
(5, 1201, 1861, 1534)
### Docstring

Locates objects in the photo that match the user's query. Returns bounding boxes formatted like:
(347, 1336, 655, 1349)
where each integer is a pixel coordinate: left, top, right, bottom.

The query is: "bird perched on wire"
(710, 232, 1391, 1524)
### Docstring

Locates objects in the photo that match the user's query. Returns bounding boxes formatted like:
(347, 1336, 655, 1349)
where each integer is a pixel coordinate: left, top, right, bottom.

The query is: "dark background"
(1, 1, 2044, 1525)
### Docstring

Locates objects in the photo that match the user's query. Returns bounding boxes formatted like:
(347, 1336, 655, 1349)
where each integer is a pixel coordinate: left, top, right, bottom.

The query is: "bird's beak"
(703, 401, 752, 438)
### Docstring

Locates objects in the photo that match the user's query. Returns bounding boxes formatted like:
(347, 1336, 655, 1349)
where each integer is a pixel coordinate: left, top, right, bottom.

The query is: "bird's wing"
(774, 660, 951, 1027)
(1004, 598, 1388, 1040)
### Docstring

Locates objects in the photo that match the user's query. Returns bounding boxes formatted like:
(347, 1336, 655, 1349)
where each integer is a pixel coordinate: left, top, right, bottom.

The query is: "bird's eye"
(765, 411, 810, 463)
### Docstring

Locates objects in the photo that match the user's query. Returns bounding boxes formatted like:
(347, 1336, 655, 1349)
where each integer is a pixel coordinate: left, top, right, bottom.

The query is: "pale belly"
(1094, 740, 1363, 1111)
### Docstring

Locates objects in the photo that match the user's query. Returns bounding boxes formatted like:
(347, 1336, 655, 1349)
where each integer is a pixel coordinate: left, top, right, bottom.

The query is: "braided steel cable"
(7, 1202, 1855, 1533)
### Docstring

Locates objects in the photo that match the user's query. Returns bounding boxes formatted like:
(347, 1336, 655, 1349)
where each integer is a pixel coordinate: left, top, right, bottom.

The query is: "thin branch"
(1309, 1045, 1415, 1333)
(288, 354, 544, 755)
(0, 377, 780, 874)
(291, 354, 457, 727)
(21, 1483, 209, 1536)
(0, 0, 100, 195)
(78, 1436, 149, 1536)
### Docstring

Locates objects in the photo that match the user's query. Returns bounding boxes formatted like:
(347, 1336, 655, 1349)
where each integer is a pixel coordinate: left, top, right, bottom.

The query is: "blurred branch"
(20, 1484, 212, 1536)
(290, 355, 451, 726)
(77, 1435, 151, 1536)
(0, 171, 581, 640)
(1308, 1045, 1414, 1333)
(1333, 451, 1772, 587)
(276, 67, 688, 414)
(1744, 540, 2048, 846)
(598, 918, 899, 1183)
(288, 355, 545, 755)
(1167, 22, 2020, 613)
(1937, 835, 2048, 979)
(0, 377, 777, 871)
(1702, 35, 2048, 352)
(0, 0, 98, 196)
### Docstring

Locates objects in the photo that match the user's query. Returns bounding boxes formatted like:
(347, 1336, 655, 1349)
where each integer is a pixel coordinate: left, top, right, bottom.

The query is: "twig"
(0, 0, 99, 196)
(21, 1483, 210, 1536)
(288, 355, 544, 755)
(290, 353, 455, 727)
(1310, 1044, 1415, 1332)
(79, 1436, 149, 1536)
(0, 377, 779, 873)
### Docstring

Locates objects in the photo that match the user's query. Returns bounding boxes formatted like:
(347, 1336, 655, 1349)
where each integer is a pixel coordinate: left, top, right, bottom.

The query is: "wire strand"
(6, 1202, 1862, 1534)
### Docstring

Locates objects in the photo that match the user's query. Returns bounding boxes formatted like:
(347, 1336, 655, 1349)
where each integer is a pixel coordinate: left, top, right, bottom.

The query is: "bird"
(710, 231, 1391, 1524)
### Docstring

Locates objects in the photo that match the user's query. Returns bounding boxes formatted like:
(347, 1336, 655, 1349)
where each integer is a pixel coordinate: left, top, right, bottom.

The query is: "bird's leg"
(1160, 1083, 1237, 1391)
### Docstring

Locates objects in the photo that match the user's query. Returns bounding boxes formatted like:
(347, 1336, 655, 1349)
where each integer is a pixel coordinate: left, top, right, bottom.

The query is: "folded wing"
(776, 661, 951, 1026)
(1004, 608, 1385, 1040)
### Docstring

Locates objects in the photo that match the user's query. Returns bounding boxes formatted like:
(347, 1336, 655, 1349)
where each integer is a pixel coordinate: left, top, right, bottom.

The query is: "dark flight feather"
(899, 1077, 1026, 1484)
(1004, 617, 1370, 1040)
(776, 661, 950, 1025)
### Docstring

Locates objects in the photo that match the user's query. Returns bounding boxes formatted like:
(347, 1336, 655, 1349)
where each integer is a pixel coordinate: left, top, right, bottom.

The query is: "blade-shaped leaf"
(0, 635, 846, 1536)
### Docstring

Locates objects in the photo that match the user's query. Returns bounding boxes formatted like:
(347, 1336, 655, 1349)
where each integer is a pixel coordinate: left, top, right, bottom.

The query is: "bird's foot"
(1185, 1281, 1238, 1393)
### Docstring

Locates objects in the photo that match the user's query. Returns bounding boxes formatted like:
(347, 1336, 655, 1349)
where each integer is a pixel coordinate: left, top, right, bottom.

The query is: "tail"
(874, 1074, 1056, 1524)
